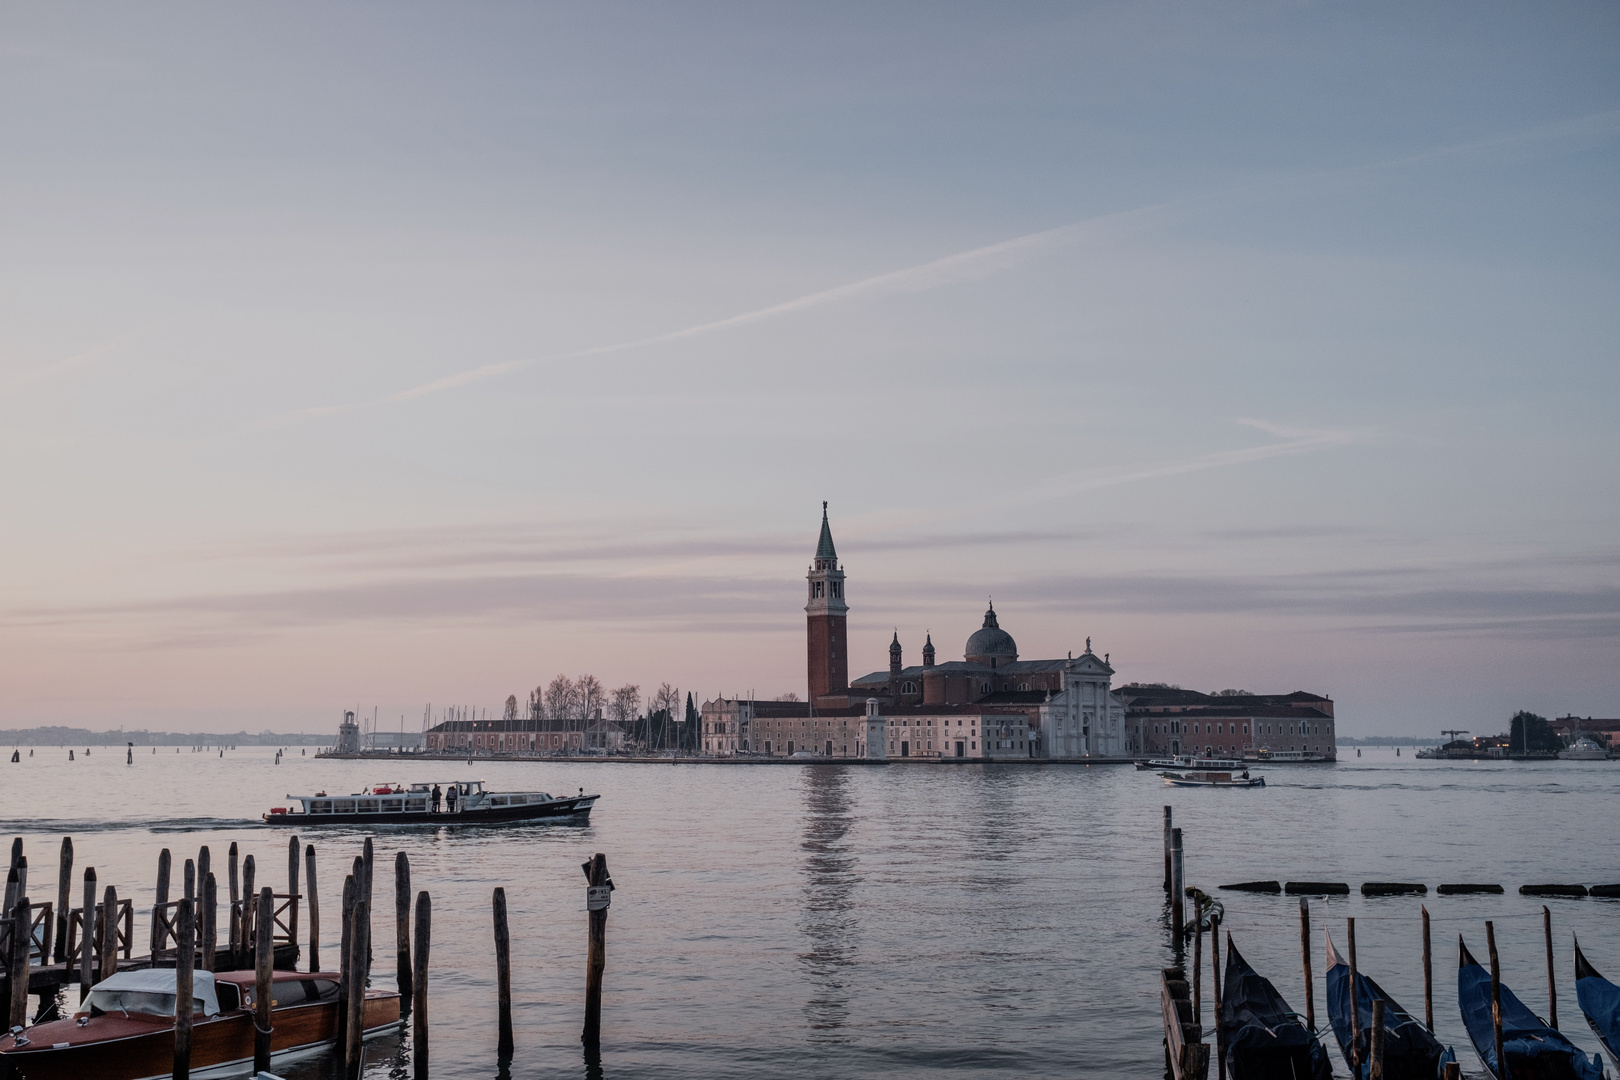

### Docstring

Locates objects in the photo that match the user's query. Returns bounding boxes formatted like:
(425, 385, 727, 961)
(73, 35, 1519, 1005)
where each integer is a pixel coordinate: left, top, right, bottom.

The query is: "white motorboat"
(1560, 738, 1611, 761)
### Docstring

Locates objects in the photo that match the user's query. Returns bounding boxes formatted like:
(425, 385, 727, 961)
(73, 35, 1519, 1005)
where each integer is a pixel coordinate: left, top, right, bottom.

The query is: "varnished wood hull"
(1, 993, 400, 1080)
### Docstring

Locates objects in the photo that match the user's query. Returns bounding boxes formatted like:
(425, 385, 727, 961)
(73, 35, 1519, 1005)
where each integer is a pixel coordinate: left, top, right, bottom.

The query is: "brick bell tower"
(806, 501, 849, 702)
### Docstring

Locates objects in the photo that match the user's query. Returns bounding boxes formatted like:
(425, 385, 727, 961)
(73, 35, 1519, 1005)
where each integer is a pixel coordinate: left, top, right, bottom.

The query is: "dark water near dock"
(3, 748, 1618, 1078)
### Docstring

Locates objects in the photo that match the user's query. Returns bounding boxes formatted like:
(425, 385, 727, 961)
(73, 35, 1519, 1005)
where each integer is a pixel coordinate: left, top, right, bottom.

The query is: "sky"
(1, 2, 1616, 736)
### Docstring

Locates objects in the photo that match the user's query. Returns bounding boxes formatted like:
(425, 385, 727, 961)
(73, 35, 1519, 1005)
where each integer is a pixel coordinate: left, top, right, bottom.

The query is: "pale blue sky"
(2, 3, 1616, 733)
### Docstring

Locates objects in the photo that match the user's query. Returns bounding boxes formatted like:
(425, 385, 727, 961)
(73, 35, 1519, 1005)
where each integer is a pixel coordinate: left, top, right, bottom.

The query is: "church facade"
(700, 505, 1133, 759)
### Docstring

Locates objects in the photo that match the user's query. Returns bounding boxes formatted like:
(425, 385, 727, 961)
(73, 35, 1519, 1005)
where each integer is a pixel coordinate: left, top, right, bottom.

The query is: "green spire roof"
(816, 500, 837, 559)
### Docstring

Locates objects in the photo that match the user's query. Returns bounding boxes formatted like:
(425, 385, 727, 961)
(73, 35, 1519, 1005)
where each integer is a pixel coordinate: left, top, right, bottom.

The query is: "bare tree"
(503, 695, 518, 722)
(652, 683, 679, 751)
(609, 684, 640, 724)
(775, 692, 800, 702)
(577, 674, 605, 719)
(545, 675, 579, 720)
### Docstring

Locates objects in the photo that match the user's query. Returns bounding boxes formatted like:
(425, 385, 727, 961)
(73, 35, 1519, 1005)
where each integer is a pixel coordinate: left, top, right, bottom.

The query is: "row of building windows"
(1151, 721, 1331, 737)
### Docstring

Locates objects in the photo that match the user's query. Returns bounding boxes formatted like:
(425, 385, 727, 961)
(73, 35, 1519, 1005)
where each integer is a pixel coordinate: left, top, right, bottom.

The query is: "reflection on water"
(2, 751, 1618, 1078)
(799, 765, 858, 1039)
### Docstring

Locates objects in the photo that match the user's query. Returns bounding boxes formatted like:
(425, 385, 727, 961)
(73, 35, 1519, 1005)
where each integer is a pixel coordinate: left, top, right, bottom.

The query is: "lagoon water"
(3, 747, 1618, 1078)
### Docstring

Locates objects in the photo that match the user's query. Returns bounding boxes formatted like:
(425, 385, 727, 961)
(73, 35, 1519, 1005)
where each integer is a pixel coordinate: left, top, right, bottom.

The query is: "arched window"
(980, 682, 992, 694)
(1019, 682, 1030, 691)
(901, 681, 917, 694)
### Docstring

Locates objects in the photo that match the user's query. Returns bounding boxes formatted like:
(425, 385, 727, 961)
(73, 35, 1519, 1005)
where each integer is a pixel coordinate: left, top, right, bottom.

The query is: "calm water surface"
(3, 747, 1617, 1078)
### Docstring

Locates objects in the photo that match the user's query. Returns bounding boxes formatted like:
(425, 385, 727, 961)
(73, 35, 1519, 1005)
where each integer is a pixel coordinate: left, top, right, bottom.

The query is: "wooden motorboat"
(264, 779, 597, 825)
(1576, 937, 1620, 1071)
(1161, 770, 1265, 788)
(1324, 930, 1454, 1079)
(1220, 937, 1333, 1080)
(0, 966, 400, 1079)
(1457, 936, 1604, 1080)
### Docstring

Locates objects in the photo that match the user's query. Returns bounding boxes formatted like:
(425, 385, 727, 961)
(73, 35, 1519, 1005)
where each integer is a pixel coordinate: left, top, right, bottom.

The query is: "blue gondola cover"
(1222, 939, 1334, 1080)
(1459, 940, 1604, 1080)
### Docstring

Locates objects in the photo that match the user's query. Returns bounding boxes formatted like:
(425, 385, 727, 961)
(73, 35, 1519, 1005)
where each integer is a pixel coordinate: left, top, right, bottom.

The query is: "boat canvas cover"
(91, 968, 221, 1017)
(1576, 947, 1620, 1066)
(1458, 944, 1604, 1080)
(1324, 934, 1454, 1080)
(1220, 940, 1333, 1080)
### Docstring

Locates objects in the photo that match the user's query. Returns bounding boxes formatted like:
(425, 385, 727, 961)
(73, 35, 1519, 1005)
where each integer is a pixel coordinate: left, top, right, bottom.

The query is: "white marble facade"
(1039, 648, 1128, 758)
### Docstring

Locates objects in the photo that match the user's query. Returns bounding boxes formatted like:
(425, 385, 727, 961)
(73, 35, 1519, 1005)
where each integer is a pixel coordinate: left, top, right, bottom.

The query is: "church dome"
(964, 604, 1017, 664)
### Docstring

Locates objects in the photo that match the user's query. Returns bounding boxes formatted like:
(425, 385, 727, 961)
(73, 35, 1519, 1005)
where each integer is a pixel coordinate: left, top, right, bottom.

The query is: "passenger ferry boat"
(0, 967, 399, 1079)
(263, 780, 597, 825)
(1160, 769, 1265, 788)
(1138, 754, 1248, 771)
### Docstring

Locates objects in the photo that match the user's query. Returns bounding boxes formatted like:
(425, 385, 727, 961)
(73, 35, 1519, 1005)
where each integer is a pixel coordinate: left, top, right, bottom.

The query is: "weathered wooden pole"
(151, 848, 172, 955)
(413, 891, 430, 1079)
(240, 855, 256, 967)
(1421, 905, 1433, 1032)
(227, 843, 240, 956)
(494, 886, 513, 1056)
(174, 897, 195, 1080)
(286, 836, 300, 955)
(9, 896, 30, 1031)
(1486, 921, 1505, 1080)
(346, 900, 368, 1078)
(184, 858, 195, 904)
(79, 867, 97, 1000)
(1544, 905, 1558, 1029)
(1169, 828, 1184, 948)
(6, 837, 18, 875)
(1299, 898, 1314, 1034)
(54, 837, 72, 963)
(1442, 1062, 1461, 1080)
(1348, 917, 1360, 1075)
(305, 844, 320, 973)
(1212, 917, 1225, 1080)
(253, 888, 273, 1071)
(201, 873, 217, 972)
(1192, 895, 1203, 1026)
(361, 839, 374, 979)
(337, 874, 355, 1045)
(197, 846, 211, 898)
(395, 852, 412, 1004)
(583, 853, 610, 1046)
(1369, 998, 1386, 1080)
(1163, 805, 1173, 892)
(98, 885, 118, 984)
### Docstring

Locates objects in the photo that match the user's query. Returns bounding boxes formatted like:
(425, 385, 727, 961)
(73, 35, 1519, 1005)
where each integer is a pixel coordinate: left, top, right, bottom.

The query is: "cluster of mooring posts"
(4, 834, 617, 1079)
(1156, 805, 1594, 1080)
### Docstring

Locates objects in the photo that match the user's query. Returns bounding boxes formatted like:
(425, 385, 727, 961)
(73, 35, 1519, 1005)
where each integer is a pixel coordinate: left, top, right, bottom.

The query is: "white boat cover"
(90, 967, 220, 1016)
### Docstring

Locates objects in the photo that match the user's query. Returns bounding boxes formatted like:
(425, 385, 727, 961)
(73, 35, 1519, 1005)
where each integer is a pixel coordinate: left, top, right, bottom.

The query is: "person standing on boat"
(432, 784, 442, 812)
(447, 784, 458, 813)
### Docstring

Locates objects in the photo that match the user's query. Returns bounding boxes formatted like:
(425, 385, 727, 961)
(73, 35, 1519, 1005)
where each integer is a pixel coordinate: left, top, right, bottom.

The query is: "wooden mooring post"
(494, 886, 513, 1056)
(239, 855, 256, 967)
(184, 858, 195, 904)
(1543, 905, 1558, 1029)
(1347, 917, 1360, 1075)
(1369, 998, 1386, 1080)
(1192, 895, 1203, 1027)
(150, 848, 171, 955)
(79, 867, 96, 1001)
(337, 873, 355, 1046)
(1421, 905, 1433, 1032)
(255, 887, 273, 1073)
(8, 896, 29, 1032)
(287, 836, 300, 955)
(582, 853, 611, 1047)
(227, 843, 239, 953)
(1169, 829, 1185, 948)
(413, 891, 431, 1080)
(1299, 898, 1314, 1034)
(305, 844, 320, 973)
(1486, 920, 1505, 1079)
(98, 885, 118, 987)
(1211, 916, 1224, 1080)
(53, 837, 72, 963)
(174, 897, 195, 1080)
(346, 899, 369, 1079)
(395, 852, 412, 1006)
(1163, 805, 1173, 892)
(201, 873, 217, 972)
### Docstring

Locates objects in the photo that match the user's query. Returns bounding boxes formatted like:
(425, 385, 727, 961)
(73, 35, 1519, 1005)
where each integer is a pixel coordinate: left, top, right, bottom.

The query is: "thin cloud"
(0, 336, 129, 399)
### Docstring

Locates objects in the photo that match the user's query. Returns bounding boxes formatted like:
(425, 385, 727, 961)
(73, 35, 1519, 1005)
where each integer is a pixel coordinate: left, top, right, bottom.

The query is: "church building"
(700, 504, 1133, 759)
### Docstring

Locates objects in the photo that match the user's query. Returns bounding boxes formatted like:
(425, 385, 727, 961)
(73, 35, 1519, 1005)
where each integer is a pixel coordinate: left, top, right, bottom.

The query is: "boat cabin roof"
(91, 968, 221, 1016)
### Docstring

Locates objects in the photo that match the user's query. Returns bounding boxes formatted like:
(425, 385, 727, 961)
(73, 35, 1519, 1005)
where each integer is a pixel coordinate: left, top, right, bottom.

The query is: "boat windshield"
(86, 989, 201, 1017)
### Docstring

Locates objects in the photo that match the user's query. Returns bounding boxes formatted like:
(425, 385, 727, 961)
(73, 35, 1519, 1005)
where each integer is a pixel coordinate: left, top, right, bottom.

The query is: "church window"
(980, 683, 991, 694)
(902, 681, 916, 694)
(832, 582, 841, 597)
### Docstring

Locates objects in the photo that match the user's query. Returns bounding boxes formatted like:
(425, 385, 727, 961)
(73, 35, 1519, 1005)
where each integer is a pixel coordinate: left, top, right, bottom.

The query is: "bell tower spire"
(806, 501, 849, 702)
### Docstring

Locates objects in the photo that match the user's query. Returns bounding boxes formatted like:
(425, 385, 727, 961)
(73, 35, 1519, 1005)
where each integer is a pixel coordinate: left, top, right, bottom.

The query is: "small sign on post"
(586, 885, 612, 911)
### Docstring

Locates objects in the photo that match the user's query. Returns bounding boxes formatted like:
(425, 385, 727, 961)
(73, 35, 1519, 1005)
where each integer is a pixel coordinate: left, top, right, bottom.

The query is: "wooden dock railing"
(63, 899, 135, 966)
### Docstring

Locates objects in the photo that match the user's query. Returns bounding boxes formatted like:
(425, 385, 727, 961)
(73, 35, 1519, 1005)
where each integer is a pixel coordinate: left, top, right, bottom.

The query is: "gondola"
(1576, 937, 1620, 1071)
(1220, 936, 1334, 1080)
(1324, 930, 1455, 1079)
(1457, 936, 1605, 1080)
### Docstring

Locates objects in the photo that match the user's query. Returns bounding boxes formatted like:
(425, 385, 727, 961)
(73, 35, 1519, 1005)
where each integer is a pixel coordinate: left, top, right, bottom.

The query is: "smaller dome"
(964, 604, 1017, 663)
